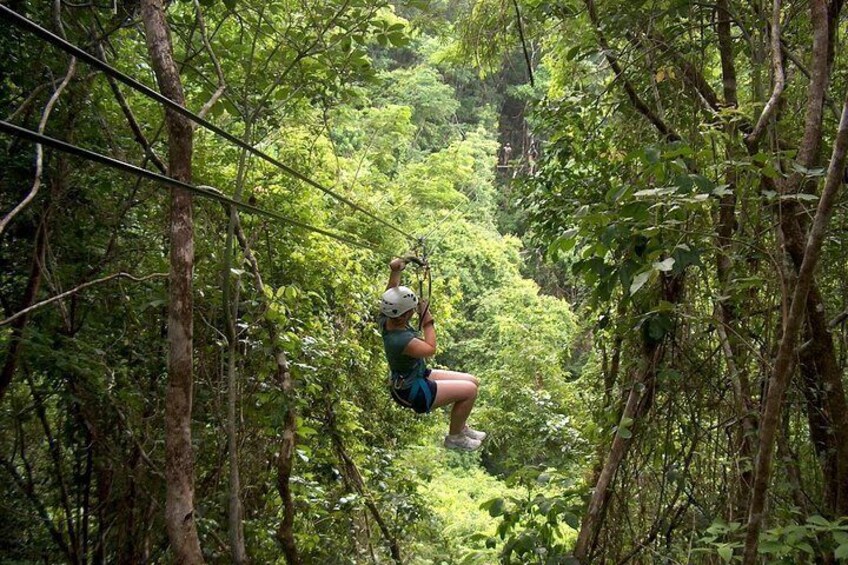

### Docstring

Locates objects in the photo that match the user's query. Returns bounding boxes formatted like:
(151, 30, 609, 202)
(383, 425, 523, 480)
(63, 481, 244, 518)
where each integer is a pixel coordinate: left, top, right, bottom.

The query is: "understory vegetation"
(2, 0, 848, 563)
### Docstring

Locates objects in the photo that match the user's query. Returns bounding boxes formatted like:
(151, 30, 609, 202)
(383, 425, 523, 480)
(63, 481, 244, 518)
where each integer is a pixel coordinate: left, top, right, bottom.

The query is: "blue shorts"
(390, 370, 436, 414)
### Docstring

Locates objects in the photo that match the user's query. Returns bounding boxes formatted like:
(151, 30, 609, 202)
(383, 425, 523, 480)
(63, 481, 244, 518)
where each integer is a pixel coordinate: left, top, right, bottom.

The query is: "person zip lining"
(379, 258, 485, 451)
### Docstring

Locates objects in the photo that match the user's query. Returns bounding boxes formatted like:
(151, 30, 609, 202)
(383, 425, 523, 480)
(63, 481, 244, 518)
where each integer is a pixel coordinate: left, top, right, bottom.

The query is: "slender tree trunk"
(716, 0, 737, 107)
(222, 136, 252, 565)
(0, 220, 46, 402)
(771, 0, 848, 518)
(777, 422, 808, 516)
(742, 84, 848, 564)
(139, 1, 203, 562)
(325, 399, 403, 564)
(713, 0, 756, 515)
(224, 292, 247, 565)
(797, 290, 848, 516)
(574, 344, 664, 562)
(230, 216, 301, 565)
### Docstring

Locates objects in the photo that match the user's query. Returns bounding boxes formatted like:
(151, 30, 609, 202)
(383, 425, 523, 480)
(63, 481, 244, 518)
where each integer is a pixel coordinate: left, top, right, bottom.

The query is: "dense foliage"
(2, 0, 848, 563)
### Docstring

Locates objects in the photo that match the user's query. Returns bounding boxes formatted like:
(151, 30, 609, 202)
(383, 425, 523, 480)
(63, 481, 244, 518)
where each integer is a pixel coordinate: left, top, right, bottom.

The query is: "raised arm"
(403, 300, 436, 358)
(387, 258, 405, 289)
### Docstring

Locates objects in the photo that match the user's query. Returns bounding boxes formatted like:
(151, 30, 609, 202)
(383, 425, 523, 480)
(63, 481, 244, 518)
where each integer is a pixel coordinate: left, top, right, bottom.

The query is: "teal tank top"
(379, 316, 426, 384)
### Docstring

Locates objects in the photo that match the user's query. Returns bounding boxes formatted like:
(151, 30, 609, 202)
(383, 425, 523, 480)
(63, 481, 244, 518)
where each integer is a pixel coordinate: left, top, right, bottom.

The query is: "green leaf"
(834, 543, 848, 559)
(630, 271, 651, 295)
(757, 540, 783, 554)
(617, 427, 632, 439)
(563, 512, 580, 529)
(717, 544, 733, 562)
(645, 313, 673, 342)
(672, 244, 700, 271)
(298, 426, 317, 438)
(807, 515, 831, 527)
(796, 542, 814, 555)
(481, 498, 505, 517)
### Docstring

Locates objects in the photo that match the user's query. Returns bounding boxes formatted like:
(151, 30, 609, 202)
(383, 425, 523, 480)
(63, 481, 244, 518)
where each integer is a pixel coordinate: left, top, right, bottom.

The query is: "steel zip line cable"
(0, 4, 417, 243)
(0, 120, 394, 256)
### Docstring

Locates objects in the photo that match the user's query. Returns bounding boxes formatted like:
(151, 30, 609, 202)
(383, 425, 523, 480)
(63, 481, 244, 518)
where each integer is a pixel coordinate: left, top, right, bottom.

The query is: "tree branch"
(0, 272, 167, 328)
(583, 0, 680, 142)
(97, 42, 168, 173)
(745, 0, 784, 149)
(0, 456, 74, 560)
(512, 0, 535, 87)
(193, 0, 227, 121)
(0, 56, 77, 236)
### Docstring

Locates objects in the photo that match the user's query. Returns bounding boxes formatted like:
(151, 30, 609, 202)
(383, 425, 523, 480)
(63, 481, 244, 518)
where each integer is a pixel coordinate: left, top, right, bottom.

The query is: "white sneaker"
(444, 433, 482, 451)
(462, 426, 487, 441)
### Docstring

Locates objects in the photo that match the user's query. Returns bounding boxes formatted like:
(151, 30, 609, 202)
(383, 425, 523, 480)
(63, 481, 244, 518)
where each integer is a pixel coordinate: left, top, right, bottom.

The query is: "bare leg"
(429, 369, 479, 386)
(431, 380, 478, 435)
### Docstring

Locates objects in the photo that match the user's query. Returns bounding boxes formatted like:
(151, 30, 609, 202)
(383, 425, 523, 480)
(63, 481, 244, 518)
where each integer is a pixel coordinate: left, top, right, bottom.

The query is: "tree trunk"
(325, 399, 403, 564)
(772, 0, 848, 518)
(713, 0, 756, 515)
(716, 0, 737, 107)
(231, 216, 301, 565)
(742, 84, 848, 564)
(222, 138, 251, 565)
(574, 344, 664, 562)
(139, 1, 204, 563)
(224, 292, 247, 565)
(0, 220, 46, 402)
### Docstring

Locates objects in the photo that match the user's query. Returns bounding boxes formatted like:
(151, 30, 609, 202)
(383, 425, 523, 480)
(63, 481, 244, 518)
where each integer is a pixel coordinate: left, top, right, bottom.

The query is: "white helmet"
(380, 286, 419, 318)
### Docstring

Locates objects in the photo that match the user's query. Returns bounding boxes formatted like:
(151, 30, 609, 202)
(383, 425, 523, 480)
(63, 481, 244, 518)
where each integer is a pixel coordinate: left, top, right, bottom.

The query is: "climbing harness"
(389, 375, 434, 414)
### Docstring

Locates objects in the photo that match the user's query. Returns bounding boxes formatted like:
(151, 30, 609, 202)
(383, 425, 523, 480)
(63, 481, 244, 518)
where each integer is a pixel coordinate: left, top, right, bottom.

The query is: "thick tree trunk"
(139, 1, 203, 563)
(742, 85, 848, 564)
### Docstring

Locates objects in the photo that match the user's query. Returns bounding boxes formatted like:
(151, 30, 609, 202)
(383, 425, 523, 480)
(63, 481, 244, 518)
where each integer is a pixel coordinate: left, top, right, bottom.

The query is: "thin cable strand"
(0, 120, 394, 256)
(0, 5, 417, 242)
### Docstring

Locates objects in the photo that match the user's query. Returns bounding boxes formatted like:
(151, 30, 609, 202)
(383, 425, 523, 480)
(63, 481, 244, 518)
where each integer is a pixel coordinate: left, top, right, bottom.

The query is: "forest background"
(2, 0, 848, 563)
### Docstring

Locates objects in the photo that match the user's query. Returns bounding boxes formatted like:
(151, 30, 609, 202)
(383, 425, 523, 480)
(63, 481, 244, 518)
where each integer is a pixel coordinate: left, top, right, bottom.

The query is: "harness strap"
(410, 378, 433, 410)
(391, 375, 432, 411)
